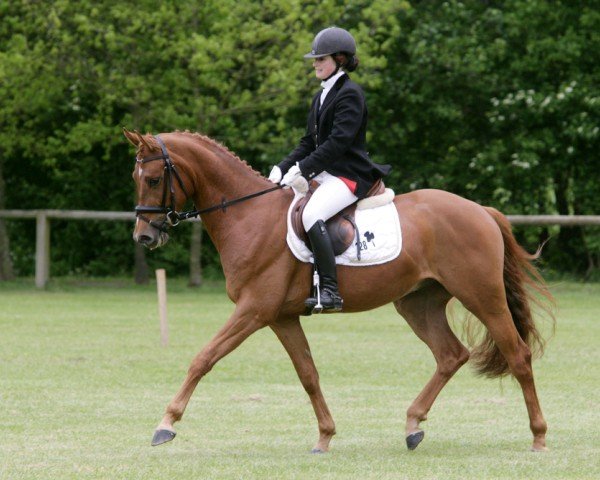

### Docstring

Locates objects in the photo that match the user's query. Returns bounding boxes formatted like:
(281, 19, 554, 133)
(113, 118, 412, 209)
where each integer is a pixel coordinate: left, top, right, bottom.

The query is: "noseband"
(135, 135, 282, 233)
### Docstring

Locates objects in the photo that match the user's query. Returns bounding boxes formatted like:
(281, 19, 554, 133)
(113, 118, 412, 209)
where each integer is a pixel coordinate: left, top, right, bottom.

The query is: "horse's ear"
(123, 127, 139, 147)
(134, 130, 154, 151)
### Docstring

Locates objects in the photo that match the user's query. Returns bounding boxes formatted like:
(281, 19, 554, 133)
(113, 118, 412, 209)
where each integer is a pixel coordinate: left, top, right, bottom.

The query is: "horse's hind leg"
(395, 282, 470, 450)
(460, 296, 548, 451)
(270, 316, 336, 453)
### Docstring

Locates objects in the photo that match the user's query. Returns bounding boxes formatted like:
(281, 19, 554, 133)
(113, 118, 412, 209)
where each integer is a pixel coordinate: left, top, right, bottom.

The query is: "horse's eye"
(148, 177, 162, 188)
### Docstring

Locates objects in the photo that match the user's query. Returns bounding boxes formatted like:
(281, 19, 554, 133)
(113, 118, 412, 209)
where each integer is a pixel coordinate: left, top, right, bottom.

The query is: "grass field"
(0, 278, 599, 479)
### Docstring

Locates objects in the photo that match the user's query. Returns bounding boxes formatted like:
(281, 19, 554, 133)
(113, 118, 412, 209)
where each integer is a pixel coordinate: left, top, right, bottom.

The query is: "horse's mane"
(173, 130, 264, 179)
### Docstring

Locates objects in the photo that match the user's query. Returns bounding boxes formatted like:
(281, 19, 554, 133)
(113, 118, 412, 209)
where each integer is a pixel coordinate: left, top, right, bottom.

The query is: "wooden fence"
(1, 210, 599, 288)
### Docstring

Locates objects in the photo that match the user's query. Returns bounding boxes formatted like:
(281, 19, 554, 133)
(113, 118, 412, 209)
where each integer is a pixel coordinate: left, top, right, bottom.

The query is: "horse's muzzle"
(134, 231, 170, 250)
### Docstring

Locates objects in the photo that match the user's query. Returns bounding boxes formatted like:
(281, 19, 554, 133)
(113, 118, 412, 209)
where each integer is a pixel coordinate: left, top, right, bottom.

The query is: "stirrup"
(304, 289, 343, 314)
(304, 264, 343, 314)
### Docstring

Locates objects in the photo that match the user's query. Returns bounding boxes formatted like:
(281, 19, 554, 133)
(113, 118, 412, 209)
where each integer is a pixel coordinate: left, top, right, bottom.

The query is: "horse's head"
(124, 129, 192, 249)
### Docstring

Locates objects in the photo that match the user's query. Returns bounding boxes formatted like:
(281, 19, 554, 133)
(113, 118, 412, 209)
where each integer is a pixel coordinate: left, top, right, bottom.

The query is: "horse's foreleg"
(152, 308, 264, 446)
(270, 317, 336, 453)
(395, 284, 470, 451)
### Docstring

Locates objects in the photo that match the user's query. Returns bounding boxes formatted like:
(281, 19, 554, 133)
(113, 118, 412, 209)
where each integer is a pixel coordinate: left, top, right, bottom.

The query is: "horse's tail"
(470, 207, 555, 378)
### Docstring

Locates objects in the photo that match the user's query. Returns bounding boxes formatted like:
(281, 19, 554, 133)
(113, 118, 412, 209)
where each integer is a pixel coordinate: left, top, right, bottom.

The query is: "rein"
(135, 135, 282, 232)
(176, 184, 282, 220)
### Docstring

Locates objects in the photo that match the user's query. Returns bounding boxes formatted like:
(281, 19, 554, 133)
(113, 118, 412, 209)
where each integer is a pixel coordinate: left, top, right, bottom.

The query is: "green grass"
(0, 278, 599, 479)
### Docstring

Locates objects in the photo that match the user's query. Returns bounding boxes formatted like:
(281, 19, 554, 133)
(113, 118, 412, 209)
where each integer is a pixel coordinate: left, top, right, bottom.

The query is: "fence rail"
(0, 210, 137, 287)
(0, 209, 135, 220)
(1, 209, 599, 288)
(506, 215, 600, 226)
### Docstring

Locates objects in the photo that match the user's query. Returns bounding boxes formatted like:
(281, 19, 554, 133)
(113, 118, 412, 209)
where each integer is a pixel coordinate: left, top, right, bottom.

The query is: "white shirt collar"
(319, 71, 346, 108)
(320, 70, 346, 91)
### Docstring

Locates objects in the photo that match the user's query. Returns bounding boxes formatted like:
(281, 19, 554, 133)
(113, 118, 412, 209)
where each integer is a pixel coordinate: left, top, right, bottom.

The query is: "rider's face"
(313, 56, 337, 80)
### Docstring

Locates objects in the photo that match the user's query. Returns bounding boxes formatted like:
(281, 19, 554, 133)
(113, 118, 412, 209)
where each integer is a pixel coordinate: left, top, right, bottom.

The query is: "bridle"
(135, 135, 282, 233)
(135, 136, 194, 233)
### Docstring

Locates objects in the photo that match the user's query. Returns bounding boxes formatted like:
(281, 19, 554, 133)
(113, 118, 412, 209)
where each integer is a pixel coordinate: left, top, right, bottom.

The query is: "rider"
(268, 27, 391, 312)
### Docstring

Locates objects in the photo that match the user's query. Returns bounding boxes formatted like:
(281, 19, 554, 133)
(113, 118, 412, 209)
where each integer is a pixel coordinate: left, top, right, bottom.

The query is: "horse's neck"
(188, 140, 277, 255)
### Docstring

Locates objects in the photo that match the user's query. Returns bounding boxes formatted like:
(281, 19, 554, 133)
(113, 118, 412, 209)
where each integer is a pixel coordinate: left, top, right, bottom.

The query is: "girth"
(291, 179, 386, 259)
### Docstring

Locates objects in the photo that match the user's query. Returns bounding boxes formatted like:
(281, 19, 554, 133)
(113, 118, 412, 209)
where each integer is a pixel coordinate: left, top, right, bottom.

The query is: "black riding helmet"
(304, 27, 356, 58)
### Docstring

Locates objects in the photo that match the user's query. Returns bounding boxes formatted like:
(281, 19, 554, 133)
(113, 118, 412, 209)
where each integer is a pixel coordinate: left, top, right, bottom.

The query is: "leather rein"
(135, 135, 282, 232)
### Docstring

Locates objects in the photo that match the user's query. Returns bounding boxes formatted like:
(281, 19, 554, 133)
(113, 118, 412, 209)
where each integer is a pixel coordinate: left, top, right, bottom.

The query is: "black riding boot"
(305, 220, 343, 313)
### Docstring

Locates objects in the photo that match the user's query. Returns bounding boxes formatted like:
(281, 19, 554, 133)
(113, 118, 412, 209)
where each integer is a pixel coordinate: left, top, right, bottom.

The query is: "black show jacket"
(278, 73, 391, 199)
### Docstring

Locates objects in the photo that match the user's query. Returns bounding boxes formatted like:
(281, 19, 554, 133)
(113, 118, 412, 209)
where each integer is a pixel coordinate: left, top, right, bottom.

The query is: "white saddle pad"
(286, 193, 402, 266)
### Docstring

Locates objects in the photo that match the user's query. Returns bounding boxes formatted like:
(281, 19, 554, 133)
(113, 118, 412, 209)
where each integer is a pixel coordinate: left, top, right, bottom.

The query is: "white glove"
(281, 164, 309, 194)
(268, 165, 282, 184)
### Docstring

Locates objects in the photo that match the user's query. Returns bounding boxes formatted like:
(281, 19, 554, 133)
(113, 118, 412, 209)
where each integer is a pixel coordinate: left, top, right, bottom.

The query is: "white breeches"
(302, 172, 358, 231)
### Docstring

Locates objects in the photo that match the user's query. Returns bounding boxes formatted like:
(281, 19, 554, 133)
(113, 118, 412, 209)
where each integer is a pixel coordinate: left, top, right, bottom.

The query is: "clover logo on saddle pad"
(359, 231, 376, 253)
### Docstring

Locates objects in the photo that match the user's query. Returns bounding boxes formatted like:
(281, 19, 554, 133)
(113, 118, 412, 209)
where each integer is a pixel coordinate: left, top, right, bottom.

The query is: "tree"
(368, 0, 600, 273)
(0, 0, 597, 278)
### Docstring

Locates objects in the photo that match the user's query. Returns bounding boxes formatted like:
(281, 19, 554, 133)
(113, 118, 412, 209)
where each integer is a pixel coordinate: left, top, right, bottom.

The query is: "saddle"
(291, 179, 387, 259)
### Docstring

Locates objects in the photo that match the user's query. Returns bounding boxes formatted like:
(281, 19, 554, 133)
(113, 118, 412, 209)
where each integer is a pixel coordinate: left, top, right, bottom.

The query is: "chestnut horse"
(124, 129, 553, 453)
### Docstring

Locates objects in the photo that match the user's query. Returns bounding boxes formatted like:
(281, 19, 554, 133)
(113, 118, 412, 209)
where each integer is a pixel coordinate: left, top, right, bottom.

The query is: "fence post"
(35, 213, 50, 289)
(155, 268, 169, 347)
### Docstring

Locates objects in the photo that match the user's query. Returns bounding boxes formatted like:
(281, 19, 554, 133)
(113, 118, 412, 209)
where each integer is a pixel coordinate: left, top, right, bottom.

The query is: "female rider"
(269, 27, 391, 313)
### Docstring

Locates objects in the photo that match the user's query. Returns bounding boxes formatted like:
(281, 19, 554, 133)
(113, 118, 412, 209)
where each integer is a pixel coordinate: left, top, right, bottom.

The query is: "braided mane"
(175, 130, 263, 178)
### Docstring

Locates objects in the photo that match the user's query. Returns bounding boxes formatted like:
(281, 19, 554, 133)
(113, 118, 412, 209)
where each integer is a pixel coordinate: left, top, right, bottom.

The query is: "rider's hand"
(268, 166, 282, 184)
(281, 164, 308, 194)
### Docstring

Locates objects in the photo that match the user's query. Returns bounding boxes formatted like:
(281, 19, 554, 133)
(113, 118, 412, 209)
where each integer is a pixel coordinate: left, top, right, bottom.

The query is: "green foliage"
(367, 0, 600, 273)
(0, 0, 598, 277)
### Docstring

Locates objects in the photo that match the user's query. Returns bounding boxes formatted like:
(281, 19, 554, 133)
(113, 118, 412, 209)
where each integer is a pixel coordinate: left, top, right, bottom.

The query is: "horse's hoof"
(311, 448, 325, 454)
(406, 430, 425, 450)
(151, 429, 176, 446)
